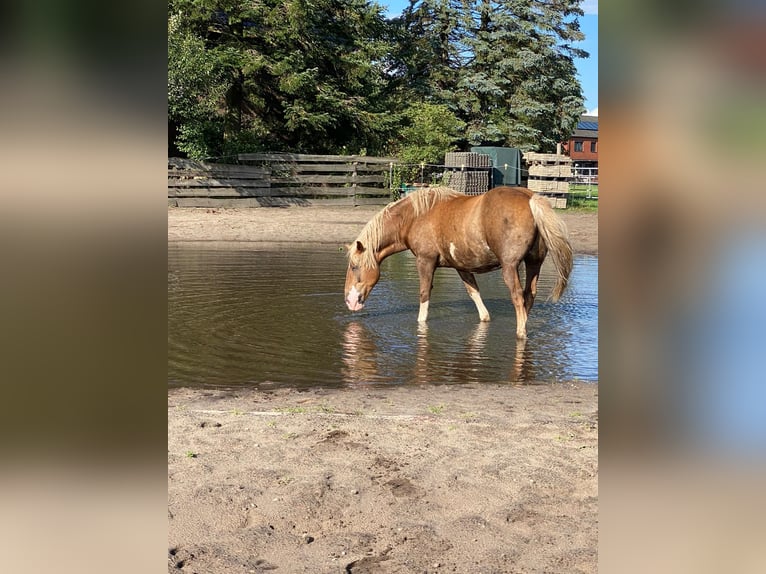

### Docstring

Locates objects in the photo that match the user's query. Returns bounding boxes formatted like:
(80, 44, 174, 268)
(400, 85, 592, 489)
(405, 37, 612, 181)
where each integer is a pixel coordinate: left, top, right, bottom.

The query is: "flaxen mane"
(349, 186, 462, 269)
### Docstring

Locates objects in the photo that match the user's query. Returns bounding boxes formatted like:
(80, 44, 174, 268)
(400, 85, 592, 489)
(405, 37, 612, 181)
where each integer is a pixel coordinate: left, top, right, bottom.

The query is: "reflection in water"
(339, 316, 541, 386)
(341, 321, 379, 386)
(169, 246, 597, 389)
(414, 322, 429, 384)
(510, 336, 527, 384)
(466, 322, 489, 356)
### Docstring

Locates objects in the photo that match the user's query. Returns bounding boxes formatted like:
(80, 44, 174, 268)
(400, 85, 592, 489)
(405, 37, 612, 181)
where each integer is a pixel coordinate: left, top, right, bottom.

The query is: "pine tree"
(168, 0, 398, 157)
(401, 0, 588, 152)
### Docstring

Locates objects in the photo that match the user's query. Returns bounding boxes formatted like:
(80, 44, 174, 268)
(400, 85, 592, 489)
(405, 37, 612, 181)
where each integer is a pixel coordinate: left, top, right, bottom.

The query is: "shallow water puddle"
(168, 245, 597, 388)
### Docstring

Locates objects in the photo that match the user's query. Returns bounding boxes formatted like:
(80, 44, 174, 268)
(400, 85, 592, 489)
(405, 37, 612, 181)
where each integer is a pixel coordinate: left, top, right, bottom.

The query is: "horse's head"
(344, 240, 380, 312)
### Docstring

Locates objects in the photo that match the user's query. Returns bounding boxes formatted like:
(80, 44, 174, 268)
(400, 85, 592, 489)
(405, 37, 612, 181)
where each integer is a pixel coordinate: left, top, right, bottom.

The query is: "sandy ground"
(168, 204, 598, 573)
(167, 205, 597, 255)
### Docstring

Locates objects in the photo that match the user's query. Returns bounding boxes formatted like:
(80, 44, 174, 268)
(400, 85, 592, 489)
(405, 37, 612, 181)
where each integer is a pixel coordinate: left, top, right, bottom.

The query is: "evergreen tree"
(168, 0, 398, 157)
(401, 0, 587, 152)
(168, 0, 589, 158)
(399, 0, 465, 102)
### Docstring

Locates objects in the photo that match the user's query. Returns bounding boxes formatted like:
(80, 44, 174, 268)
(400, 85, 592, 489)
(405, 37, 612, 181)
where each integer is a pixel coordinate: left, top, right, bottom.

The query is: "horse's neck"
(375, 199, 415, 263)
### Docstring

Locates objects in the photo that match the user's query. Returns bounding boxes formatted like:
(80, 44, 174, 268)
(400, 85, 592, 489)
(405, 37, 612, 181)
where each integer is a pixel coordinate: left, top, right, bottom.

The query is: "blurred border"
(0, 2, 168, 573)
(601, 1, 766, 571)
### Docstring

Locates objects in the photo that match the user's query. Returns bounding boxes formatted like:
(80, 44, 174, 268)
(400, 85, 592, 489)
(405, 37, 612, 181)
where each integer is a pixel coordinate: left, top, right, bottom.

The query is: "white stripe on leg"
(417, 300, 429, 322)
(468, 291, 491, 322)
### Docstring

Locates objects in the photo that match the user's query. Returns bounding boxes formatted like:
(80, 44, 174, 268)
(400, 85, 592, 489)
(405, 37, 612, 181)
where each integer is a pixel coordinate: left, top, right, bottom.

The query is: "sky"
(382, 0, 598, 116)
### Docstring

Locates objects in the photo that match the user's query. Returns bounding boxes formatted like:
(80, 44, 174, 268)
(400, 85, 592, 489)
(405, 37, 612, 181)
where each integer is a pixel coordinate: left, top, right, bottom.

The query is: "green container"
(470, 147, 522, 187)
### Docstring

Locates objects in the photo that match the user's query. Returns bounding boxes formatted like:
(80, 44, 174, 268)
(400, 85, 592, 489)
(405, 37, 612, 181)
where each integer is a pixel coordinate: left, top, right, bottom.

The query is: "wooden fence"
(168, 154, 397, 207)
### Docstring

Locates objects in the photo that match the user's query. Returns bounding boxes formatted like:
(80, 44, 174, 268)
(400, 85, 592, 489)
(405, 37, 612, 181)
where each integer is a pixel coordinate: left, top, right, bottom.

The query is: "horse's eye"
(351, 265, 359, 272)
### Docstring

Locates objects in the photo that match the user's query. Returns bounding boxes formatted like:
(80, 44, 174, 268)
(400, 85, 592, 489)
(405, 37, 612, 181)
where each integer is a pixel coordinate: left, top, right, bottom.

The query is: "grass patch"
(428, 404, 445, 414)
(276, 406, 308, 414)
(567, 186, 599, 211)
(272, 405, 335, 414)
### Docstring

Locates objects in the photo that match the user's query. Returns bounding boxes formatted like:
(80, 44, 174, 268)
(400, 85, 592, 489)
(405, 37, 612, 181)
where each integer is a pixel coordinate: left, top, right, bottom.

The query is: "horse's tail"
(528, 194, 573, 302)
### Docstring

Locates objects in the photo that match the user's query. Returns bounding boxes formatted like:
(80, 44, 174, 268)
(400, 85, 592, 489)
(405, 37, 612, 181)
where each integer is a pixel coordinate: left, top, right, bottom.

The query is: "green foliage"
(167, 0, 590, 158)
(168, 13, 229, 158)
(176, 120, 224, 160)
(168, 0, 398, 157)
(394, 102, 465, 165)
(400, 0, 587, 152)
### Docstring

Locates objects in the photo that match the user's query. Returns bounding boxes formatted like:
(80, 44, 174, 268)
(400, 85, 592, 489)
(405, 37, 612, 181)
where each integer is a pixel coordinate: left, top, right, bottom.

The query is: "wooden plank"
(523, 152, 572, 164)
(288, 164, 390, 173)
(346, 186, 390, 195)
(266, 187, 355, 197)
(528, 164, 573, 178)
(168, 169, 270, 180)
(169, 187, 277, 198)
(282, 164, 356, 173)
(168, 160, 269, 177)
(168, 178, 270, 188)
(237, 153, 398, 164)
(272, 187, 387, 197)
(527, 178, 570, 191)
(264, 187, 387, 197)
(168, 158, 211, 170)
(270, 174, 386, 184)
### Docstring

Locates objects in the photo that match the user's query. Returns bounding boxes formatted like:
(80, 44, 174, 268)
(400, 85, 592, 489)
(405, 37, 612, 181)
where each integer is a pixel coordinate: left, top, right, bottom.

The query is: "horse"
(344, 185, 573, 339)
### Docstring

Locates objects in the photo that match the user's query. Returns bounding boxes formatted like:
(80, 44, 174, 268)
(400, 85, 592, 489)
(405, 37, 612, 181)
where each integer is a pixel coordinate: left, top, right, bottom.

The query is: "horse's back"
(482, 186, 535, 205)
(479, 186, 536, 226)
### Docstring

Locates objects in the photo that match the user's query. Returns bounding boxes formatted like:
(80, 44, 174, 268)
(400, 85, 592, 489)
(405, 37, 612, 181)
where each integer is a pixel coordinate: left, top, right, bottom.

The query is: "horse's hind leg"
(457, 270, 491, 322)
(502, 263, 528, 339)
(523, 259, 543, 314)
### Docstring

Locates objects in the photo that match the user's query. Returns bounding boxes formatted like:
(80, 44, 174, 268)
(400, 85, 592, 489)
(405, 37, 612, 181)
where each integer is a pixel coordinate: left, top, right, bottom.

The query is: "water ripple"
(169, 246, 597, 389)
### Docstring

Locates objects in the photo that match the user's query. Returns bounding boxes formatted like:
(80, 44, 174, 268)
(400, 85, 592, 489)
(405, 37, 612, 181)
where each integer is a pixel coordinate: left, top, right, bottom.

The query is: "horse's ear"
(355, 241, 366, 253)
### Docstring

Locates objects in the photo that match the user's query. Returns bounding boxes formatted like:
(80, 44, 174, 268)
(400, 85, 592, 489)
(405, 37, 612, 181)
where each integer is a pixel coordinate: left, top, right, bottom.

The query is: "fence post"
(352, 161, 358, 206)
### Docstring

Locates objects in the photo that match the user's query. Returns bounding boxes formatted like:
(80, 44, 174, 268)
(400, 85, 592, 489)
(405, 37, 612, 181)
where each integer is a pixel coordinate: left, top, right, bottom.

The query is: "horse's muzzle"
(345, 286, 365, 311)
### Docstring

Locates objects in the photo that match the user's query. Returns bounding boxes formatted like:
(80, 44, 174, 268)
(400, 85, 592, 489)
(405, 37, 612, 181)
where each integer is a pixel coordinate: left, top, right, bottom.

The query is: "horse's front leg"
(415, 257, 437, 322)
(457, 270, 491, 322)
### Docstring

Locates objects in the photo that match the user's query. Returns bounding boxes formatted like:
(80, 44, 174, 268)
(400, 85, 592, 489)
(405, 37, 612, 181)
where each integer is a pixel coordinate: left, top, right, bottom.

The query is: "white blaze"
(346, 285, 365, 311)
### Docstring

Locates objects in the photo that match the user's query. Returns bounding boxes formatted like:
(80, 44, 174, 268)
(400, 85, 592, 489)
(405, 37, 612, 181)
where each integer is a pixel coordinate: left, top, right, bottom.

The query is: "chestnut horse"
(344, 186, 573, 338)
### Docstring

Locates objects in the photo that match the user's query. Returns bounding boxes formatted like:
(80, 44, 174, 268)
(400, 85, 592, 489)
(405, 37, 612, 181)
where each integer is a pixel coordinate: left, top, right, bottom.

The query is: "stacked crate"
(523, 152, 572, 208)
(444, 152, 491, 195)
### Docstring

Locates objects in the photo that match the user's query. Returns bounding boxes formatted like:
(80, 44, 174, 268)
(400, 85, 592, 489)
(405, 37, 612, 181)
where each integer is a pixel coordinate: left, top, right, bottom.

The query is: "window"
(590, 141, 597, 153)
(574, 141, 583, 152)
